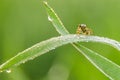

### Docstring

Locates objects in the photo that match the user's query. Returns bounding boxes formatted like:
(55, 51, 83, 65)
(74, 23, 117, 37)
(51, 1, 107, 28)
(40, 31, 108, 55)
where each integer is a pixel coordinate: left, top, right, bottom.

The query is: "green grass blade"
(43, 1, 120, 50)
(0, 1, 120, 80)
(1, 35, 120, 73)
(43, 1, 69, 35)
(43, 1, 120, 79)
(74, 44, 120, 80)
(0, 35, 82, 71)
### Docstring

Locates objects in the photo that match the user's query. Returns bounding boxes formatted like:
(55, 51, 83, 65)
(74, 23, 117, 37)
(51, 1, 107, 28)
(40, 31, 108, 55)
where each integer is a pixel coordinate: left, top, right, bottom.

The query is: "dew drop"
(6, 69, 11, 73)
(48, 16, 53, 21)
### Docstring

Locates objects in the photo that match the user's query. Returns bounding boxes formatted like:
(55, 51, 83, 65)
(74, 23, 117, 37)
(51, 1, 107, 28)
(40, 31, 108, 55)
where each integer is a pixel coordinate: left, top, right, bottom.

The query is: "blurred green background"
(0, 0, 120, 80)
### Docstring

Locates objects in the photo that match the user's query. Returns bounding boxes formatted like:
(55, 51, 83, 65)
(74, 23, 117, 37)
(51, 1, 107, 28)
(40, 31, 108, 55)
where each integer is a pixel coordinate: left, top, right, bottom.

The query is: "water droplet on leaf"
(48, 16, 53, 21)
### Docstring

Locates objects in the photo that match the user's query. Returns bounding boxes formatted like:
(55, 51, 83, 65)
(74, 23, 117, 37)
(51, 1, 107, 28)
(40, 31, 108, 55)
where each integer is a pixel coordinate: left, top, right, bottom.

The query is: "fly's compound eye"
(80, 24, 86, 27)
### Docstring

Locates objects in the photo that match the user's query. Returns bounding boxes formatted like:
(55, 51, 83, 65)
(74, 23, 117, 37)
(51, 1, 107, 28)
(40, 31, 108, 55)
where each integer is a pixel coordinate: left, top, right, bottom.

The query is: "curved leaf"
(0, 35, 120, 72)
(44, 1, 120, 80)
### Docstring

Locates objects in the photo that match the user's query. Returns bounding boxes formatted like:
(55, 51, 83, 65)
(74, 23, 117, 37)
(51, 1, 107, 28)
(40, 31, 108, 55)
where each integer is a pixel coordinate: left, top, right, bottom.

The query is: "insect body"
(76, 24, 92, 35)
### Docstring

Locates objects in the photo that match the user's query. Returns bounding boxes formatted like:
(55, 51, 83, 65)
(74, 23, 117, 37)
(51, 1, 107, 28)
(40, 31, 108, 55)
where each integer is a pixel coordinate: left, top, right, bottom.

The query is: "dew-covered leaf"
(44, 2, 120, 80)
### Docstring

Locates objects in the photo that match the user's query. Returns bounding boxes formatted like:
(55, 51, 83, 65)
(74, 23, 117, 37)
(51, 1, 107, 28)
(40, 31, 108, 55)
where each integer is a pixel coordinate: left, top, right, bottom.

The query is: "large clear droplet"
(48, 16, 53, 22)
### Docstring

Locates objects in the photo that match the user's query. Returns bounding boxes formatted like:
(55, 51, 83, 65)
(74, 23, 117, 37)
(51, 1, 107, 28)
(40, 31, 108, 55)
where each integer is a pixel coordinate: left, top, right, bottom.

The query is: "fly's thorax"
(76, 24, 93, 35)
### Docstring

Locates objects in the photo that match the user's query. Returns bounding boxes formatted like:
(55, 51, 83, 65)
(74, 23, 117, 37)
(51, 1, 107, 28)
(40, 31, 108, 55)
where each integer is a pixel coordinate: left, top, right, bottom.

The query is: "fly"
(76, 24, 93, 35)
